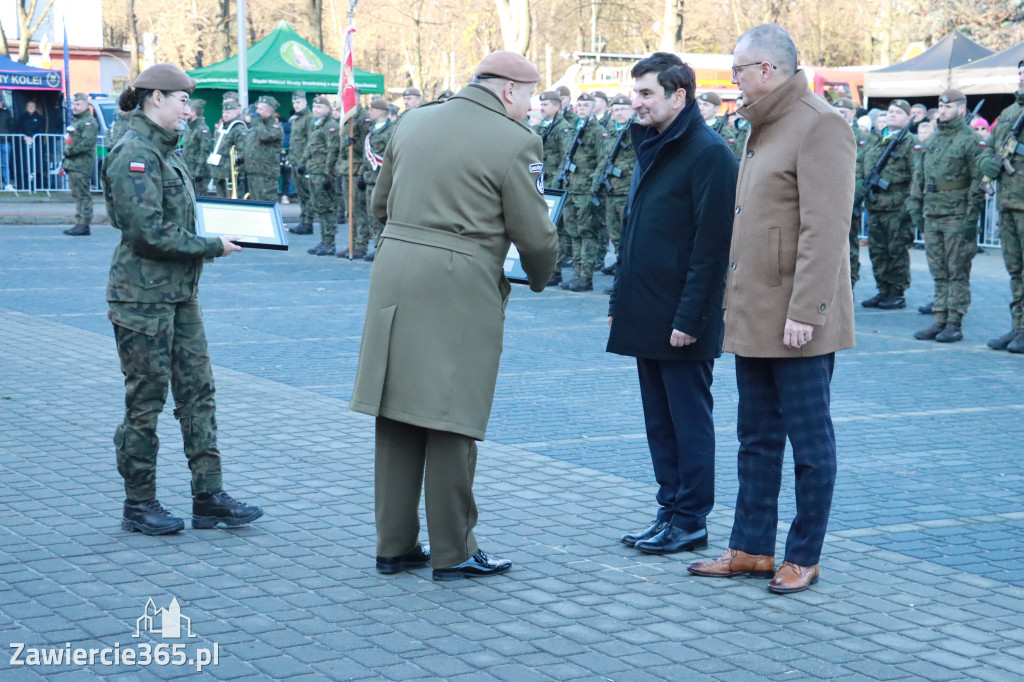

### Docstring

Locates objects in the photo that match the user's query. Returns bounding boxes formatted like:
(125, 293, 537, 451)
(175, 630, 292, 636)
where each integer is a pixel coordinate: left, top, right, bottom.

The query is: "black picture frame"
(505, 188, 568, 284)
(195, 196, 289, 250)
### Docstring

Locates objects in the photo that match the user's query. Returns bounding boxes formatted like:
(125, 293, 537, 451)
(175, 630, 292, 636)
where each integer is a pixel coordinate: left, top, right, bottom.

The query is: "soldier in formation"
(836, 97, 871, 289)
(858, 99, 918, 310)
(697, 91, 727, 135)
(908, 89, 985, 343)
(532, 90, 572, 284)
(559, 92, 605, 291)
(724, 96, 749, 159)
(360, 98, 393, 261)
(243, 95, 284, 201)
(591, 94, 635, 292)
(104, 103, 133, 152)
(207, 97, 248, 198)
(305, 96, 341, 256)
(337, 99, 374, 259)
(287, 90, 315, 234)
(182, 98, 211, 195)
(62, 93, 98, 236)
(556, 85, 577, 125)
(978, 60, 1024, 353)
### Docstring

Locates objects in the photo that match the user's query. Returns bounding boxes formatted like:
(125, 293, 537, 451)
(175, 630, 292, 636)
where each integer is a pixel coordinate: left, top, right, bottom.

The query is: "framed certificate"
(195, 196, 288, 250)
(505, 188, 568, 284)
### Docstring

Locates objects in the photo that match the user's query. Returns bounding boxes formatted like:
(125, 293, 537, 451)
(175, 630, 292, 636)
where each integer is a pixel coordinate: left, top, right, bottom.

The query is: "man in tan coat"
(688, 24, 856, 594)
(349, 51, 558, 581)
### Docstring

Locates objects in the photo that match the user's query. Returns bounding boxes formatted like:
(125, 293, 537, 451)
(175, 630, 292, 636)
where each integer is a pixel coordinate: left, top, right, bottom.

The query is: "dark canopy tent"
(954, 41, 1024, 95)
(0, 54, 64, 132)
(865, 30, 993, 101)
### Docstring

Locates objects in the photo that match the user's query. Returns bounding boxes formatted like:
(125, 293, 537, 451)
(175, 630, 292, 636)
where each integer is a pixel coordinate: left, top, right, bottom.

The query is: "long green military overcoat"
(349, 84, 558, 440)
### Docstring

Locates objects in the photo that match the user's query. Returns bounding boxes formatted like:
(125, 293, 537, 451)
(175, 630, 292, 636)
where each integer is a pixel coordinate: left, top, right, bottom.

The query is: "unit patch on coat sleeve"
(129, 162, 146, 173)
(529, 163, 543, 173)
(536, 172, 545, 194)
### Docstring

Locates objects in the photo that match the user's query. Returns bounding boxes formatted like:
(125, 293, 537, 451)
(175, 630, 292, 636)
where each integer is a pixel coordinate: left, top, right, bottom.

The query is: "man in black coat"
(607, 53, 738, 555)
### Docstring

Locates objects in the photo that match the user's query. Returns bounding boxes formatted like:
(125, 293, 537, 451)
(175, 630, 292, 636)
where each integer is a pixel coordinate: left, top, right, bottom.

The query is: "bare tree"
(494, 0, 530, 55)
(127, 0, 140, 78)
(4, 0, 60, 63)
(660, 0, 683, 52)
(307, 0, 324, 49)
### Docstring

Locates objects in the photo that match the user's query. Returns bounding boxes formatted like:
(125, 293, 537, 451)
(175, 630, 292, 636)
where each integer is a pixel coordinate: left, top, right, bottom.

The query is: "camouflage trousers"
(604, 194, 627, 256)
(924, 215, 977, 324)
(340, 174, 370, 251)
(849, 213, 861, 287)
(109, 300, 223, 501)
(68, 170, 92, 225)
(998, 209, 1024, 328)
(293, 171, 311, 224)
(366, 183, 385, 245)
(247, 173, 278, 202)
(866, 209, 914, 296)
(593, 194, 609, 267)
(563, 193, 599, 280)
(311, 174, 337, 245)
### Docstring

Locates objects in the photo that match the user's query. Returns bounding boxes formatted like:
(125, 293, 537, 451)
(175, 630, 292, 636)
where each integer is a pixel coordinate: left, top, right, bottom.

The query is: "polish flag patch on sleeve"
(129, 162, 146, 173)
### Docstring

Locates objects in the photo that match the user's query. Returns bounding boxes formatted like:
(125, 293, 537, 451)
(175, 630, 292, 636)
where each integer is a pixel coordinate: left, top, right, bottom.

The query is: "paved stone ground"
(1, 223, 1023, 681)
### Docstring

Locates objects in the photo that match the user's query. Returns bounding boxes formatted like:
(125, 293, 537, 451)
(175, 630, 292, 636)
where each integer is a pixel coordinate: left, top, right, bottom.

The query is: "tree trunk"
(1, 20, 9, 58)
(307, 0, 323, 50)
(16, 0, 59, 63)
(494, 0, 531, 55)
(217, 0, 233, 61)
(127, 0, 140, 79)
(660, 0, 683, 52)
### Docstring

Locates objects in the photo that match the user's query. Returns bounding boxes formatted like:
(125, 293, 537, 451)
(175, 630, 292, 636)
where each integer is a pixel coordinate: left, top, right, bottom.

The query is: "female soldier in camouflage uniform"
(103, 63, 264, 535)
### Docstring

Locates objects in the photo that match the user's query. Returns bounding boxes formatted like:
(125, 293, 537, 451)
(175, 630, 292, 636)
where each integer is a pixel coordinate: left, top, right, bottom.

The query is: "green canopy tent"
(186, 20, 384, 124)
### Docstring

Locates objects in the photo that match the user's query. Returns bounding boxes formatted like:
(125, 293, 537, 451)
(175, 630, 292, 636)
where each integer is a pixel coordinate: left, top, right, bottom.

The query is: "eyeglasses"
(731, 61, 777, 78)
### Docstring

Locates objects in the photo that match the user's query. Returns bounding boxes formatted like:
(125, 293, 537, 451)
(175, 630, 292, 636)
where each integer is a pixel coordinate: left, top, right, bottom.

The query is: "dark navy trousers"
(729, 353, 837, 566)
(636, 358, 715, 533)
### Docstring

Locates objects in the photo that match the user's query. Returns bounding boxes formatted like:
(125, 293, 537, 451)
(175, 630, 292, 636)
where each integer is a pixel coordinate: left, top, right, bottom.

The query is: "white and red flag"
(338, 18, 358, 123)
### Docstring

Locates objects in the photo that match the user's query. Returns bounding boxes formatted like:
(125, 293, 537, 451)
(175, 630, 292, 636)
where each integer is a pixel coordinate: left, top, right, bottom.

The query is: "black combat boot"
(935, 322, 963, 343)
(307, 242, 336, 256)
(546, 271, 562, 287)
(287, 223, 313, 235)
(600, 263, 617, 276)
(63, 224, 91, 236)
(877, 294, 907, 309)
(987, 329, 1018, 350)
(122, 499, 185, 535)
(568, 277, 593, 292)
(918, 300, 933, 315)
(362, 252, 375, 262)
(560, 276, 579, 290)
(192, 491, 264, 529)
(861, 292, 885, 308)
(913, 322, 945, 340)
(1006, 330, 1024, 354)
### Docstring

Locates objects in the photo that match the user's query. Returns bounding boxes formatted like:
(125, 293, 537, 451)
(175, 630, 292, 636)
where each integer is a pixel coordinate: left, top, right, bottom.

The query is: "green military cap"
(190, 98, 206, 114)
(292, 90, 306, 100)
(402, 87, 422, 97)
(257, 95, 280, 110)
(834, 97, 856, 110)
(72, 93, 88, 102)
(133, 63, 196, 93)
(577, 92, 595, 102)
(609, 94, 631, 107)
(436, 89, 454, 101)
(222, 99, 241, 111)
(939, 89, 966, 104)
(313, 95, 331, 106)
(889, 99, 911, 115)
(555, 85, 571, 98)
(538, 90, 561, 102)
(592, 90, 608, 102)
(370, 97, 389, 111)
(222, 91, 239, 102)
(698, 91, 721, 106)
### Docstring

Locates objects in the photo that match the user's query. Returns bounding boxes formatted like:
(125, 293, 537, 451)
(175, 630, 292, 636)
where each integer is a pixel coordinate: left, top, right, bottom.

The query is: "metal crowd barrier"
(0, 133, 106, 196)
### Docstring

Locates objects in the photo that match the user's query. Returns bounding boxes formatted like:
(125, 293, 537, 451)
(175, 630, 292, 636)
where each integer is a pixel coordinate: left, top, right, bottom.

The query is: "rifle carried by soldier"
(555, 116, 592, 189)
(591, 113, 637, 207)
(965, 98, 985, 126)
(982, 110, 1024, 184)
(857, 125, 911, 212)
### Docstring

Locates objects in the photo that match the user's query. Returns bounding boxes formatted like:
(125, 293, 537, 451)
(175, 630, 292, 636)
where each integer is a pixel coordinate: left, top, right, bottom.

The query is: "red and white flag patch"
(129, 162, 146, 173)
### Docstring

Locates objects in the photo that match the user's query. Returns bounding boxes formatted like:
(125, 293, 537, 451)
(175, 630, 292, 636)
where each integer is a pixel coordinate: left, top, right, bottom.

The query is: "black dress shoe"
(192, 491, 264, 529)
(634, 526, 708, 555)
(376, 544, 430, 574)
(620, 520, 668, 548)
(121, 499, 184, 535)
(433, 550, 511, 581)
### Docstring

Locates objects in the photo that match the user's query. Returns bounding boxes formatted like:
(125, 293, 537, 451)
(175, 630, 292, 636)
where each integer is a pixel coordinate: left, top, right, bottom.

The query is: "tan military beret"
(834, 97, 856, 110)
(698, 91, 721, 106)
(593, 90, 608, 102)
(939, 89, 966, 104)
(133, 63, 196, 94)
(190, 98, 206, 113)
(313, 95, 331, 106)
(609, 94, 631, 107)
(257, 95, 280, 110)
(577, 92, 595, 103)
(475, 51, 542, 83)
(555, 85, 571, 98)
(539, 90, 561, 102)
(292, 90, 306, 100)
(402, 87, 422, 97)
(889, 99, 911, 115)
(370, 97, 389, 111)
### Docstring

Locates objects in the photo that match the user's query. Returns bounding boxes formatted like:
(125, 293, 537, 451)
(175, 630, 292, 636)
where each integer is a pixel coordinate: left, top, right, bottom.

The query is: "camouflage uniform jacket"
(335, 105, 373, 176)
(105, 115, 132, 152)
(857, 127, 918, 212)
(908, 116, 985, 221)
(562, 107, 578, 126)
(980, 92, 1024, 211)
(726, 119, 749, 159)
(361, 119, 393, 184)
(596, 121, 635, 196)
(182, 117, 212, 180)
(208, 119, 248, 181)
(306, 116, 340, 175)
(102, 114, 223, 304)
(244, 115, 284, 176)
(288, 108, 314, 167)
(63, 110, 98, 174)
(532, 116, 572, 188)
(567, 116, 607, 195)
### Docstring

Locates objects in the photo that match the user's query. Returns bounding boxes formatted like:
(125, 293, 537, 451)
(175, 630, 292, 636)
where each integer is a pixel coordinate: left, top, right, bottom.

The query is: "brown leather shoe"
(767, 561, 819, 593)
(687, 549, 775, 578)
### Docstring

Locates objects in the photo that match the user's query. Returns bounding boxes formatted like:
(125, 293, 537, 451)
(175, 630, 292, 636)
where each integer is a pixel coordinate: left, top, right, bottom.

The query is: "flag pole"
(236, 0, 249, 110)
(62, 24, 71, 130)
(341, 0, 359, 260)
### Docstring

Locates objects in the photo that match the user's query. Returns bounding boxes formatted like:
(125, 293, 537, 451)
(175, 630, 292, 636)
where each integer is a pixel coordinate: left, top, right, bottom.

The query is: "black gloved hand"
(349, 137, 357, 147)
(296, 165, 306, 175)
(322, 178, 332, 191)
(356, 176, 367, 191)
(234, 156, 244, 165)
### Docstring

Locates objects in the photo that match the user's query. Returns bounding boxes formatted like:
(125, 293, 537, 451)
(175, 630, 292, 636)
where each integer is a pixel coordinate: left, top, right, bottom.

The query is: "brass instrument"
(229, 146, 238, 199)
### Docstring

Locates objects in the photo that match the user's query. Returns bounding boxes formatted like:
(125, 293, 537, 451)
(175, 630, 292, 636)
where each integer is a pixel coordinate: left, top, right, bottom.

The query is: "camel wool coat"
(349, 84, 558, 440)
(723, 70, 857, 358)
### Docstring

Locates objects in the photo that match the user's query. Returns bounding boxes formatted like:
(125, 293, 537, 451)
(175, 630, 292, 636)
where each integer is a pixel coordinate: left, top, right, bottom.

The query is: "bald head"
(736, 24, 798, 78)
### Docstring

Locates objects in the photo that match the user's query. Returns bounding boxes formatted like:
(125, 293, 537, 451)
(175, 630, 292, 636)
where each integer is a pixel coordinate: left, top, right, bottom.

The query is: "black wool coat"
(606, 101, 738, 362)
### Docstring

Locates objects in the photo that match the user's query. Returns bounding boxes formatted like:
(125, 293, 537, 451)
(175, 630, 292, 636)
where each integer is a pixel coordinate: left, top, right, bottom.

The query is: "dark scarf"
(636, 101, 695, 172)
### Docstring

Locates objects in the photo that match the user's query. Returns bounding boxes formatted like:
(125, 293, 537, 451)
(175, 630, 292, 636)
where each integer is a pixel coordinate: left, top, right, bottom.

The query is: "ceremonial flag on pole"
(62, 24, 71, 129)
(338, 18, 357, 123)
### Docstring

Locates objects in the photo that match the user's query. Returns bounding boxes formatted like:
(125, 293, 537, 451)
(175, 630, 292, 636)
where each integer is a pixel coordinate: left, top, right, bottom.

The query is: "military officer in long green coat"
(63, 93, 99, 236)
(350, 51, 557, 581)
(102, 63, 263, 536)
